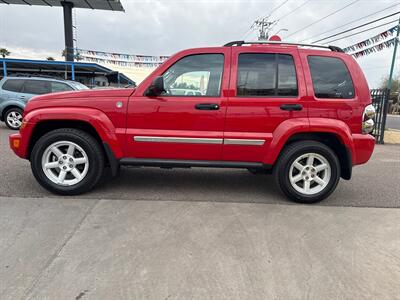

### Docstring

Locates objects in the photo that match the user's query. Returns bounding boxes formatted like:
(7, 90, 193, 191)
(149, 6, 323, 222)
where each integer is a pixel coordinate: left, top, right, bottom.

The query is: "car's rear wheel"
(4, 107, 23, 130)
(30, 128, 105, 195)
(274, 141, 340, 203)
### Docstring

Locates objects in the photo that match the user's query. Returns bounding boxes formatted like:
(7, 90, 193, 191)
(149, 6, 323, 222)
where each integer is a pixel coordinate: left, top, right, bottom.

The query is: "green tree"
(46, 57, 55, 61)
(379, 73, 399, 94)
(0, 48, 11, 58)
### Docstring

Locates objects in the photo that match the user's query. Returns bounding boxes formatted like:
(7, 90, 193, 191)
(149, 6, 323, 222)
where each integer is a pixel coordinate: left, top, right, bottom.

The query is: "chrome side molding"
(134, 136, 265, 146)
(224, 139, 265, 146)
(134, 136, 223, 144)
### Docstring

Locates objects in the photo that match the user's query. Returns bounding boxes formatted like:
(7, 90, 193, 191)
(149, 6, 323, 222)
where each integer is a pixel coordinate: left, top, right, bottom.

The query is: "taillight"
(362, 104, 376, 134)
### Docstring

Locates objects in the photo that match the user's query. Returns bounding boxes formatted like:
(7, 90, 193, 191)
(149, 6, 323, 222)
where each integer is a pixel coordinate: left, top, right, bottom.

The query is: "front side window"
(308, 56, 355, 99)
(162, 54, 224, 97)
(2, 79, 24, 93)
(51, 82, 73, 93)
(237, 53, 298, 97)
(22, 80, 51, 95)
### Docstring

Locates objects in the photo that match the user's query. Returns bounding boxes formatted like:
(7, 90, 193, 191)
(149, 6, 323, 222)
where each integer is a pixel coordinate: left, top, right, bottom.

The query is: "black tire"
(30, 128, 105, 195)
(4, 107, 23, 130)
(274, 141, 340, 204)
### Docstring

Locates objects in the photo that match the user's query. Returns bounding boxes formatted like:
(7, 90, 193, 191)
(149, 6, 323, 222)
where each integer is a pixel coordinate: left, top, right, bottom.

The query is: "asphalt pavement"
(386, 114, 400, 130)
(0, 123, 399, 300)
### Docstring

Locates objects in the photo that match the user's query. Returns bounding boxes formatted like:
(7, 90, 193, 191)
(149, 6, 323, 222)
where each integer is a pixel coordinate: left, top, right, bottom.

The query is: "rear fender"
(263, 118, 309, 164)
(263, 118, 354, 165)
(22, 107, 124, 159)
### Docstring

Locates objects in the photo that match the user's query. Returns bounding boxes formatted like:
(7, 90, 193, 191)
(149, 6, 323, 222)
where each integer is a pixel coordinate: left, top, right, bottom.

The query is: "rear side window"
(237, 53, 298, 97)
(308, 56, 355, 99)
(22, 80, 51, 95)
(51, 82, 73, 93)
(2, 79, 24, 93)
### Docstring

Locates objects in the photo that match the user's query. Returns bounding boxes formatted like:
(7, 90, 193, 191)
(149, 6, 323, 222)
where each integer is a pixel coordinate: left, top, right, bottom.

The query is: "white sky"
(0, 0, 399, 88)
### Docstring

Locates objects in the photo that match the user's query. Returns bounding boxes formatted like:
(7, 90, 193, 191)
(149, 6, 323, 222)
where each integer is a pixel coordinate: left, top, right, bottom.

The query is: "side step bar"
(119, 158, 272, 170)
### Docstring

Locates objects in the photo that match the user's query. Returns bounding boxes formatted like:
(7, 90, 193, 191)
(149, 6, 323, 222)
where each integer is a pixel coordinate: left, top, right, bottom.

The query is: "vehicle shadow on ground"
(91, 167, 291, 205)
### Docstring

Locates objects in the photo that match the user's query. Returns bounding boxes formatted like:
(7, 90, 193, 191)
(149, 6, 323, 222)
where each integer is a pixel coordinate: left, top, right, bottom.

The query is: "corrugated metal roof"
(0, 0, 124, 11)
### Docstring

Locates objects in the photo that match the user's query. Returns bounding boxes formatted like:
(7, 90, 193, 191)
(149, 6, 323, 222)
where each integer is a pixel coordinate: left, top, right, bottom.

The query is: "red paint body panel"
(9, 44, 375, 172)
(223, 46, 308, 162)
(126, 47, 231, 160)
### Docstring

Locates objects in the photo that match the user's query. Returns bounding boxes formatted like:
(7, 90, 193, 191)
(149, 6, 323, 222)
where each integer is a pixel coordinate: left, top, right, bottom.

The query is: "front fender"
(20, 107, 124, 159)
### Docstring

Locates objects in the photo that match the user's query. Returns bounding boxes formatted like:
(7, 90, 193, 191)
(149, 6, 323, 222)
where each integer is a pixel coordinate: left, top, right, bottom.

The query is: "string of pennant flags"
(75, 48, 169, 68)
(343, 25, 399, 59)
(343, 25, 398, 53)
(350, 37, 398, 59)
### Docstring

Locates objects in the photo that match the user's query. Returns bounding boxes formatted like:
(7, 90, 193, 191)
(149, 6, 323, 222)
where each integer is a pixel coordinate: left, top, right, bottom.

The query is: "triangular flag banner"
(74, 48, 169, 68)
(343, 26, 398, 53)
(349, 37, 399, 59)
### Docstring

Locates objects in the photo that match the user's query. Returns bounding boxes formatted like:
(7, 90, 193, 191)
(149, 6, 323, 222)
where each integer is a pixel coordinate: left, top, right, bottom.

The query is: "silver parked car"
(0, 76, 88, 129)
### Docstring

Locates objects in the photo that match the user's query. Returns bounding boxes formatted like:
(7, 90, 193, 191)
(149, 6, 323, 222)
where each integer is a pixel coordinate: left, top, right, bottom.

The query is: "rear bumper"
(352, 134, 375, 165)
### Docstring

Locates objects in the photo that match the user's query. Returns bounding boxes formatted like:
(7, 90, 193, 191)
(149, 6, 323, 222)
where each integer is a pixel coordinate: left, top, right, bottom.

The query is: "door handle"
(280, 104, 303, 111)
(195, 103, 220, 110)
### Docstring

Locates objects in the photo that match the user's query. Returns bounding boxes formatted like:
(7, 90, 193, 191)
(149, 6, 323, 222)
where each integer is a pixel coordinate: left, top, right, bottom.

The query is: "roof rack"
(11, 73, 65, 80)
(223, 40, 344, 52)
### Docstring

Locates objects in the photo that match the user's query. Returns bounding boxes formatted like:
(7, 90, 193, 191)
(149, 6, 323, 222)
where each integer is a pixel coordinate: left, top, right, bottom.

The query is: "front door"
(125, 50, 230, 161)
(223, 46, 308, 162)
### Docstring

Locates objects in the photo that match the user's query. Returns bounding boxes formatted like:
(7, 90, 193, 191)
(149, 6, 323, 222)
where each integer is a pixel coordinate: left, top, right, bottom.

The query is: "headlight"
(362, 104, 375, 134)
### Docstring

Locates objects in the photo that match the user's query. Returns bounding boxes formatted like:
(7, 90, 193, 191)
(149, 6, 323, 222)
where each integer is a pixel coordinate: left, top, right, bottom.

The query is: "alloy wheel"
(41, 141, 89, 186)
(289, 152, 331, 195)
(6, 110, 23, 129)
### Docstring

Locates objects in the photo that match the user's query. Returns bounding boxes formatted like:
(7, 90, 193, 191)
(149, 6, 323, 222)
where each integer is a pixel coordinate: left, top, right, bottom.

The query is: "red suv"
(9, 41, 376, 203)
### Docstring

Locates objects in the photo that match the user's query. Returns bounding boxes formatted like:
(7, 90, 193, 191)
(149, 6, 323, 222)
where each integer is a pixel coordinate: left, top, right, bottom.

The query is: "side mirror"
(145, 76, 165, 96)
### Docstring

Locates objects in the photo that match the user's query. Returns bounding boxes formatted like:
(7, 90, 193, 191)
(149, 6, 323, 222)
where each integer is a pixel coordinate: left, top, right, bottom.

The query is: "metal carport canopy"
(0, 0, 124, 11)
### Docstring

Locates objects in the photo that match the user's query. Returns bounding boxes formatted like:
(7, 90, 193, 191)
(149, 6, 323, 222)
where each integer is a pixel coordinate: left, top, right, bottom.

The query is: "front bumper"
(352, 133, 375, 165)
(9, 133, 25, 158)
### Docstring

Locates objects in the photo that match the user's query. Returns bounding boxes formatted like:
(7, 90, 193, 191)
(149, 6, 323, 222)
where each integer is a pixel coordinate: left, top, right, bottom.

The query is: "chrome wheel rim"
(6, 110, 22, 129)
(289, 153, 331, 195)
(41, 141, 89, 186)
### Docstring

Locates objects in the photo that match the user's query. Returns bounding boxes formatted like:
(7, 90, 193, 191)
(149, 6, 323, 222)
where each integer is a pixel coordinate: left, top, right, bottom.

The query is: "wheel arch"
(1, 103, 24, 121)
(275, 132, 352, 180)
(23, 107, 124, 160)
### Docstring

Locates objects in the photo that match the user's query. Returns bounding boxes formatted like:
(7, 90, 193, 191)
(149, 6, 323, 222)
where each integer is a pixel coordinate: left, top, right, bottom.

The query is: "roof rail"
(223, 40, 344, 52)
(11, 73, 64, 79)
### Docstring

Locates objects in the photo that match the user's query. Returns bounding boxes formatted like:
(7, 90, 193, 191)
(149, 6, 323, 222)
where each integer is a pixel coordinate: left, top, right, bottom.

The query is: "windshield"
(69, 82, 89, 90)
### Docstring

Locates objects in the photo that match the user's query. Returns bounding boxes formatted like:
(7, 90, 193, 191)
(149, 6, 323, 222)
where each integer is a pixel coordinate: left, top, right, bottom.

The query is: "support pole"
(71, 63, 75, 81)
(62, 1, 75, 62)
(2, 61, 7, 78)
(387, 17, 400, 90)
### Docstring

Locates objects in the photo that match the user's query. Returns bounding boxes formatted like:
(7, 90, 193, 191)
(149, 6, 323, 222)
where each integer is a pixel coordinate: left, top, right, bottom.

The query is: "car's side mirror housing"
(145, 76, 165, 97)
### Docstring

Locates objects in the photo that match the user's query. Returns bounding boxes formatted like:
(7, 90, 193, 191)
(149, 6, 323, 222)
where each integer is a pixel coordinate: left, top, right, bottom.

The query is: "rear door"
(20, 79, 52, 101)
(223, 46, 308, 162)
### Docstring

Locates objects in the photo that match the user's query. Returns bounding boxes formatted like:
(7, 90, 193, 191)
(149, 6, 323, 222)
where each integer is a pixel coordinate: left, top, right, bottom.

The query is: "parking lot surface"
(1, 124, 399, 208)
(0, 124, 399, 300)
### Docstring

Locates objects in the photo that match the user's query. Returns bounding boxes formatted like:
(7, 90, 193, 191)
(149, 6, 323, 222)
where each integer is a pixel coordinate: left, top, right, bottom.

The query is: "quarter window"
(308, 56, 355, 99)
(2, 79, 24, 93)
(51, 82, 73, 93)
(237, 53, 298, 97)
(161, 54, 224, 97)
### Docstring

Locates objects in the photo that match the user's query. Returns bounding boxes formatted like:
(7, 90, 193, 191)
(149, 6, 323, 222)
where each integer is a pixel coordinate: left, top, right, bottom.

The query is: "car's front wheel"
(30, 128, 105, 195)
(274, 141, 340, 203)
(4, 107, 23, 130)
